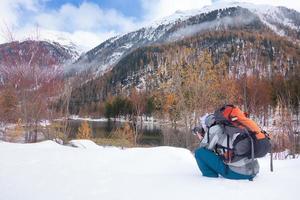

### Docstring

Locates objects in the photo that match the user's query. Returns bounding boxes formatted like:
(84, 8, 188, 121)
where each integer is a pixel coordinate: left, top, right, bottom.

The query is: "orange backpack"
(221, 105, 267, 139)
(213, 104, 271, 158)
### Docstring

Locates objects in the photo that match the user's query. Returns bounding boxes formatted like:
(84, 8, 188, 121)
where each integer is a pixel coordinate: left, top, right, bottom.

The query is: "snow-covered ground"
(69, 115, 158, 124)
(0, 140, 299, 200)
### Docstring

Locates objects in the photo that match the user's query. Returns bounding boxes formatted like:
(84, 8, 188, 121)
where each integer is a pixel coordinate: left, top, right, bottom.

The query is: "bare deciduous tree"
(129, 88, 146, 145)
(0, 28, 64, 142)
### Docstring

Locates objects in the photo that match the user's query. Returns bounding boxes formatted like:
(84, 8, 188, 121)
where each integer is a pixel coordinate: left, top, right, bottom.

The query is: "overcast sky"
(0, 0, 299, 51)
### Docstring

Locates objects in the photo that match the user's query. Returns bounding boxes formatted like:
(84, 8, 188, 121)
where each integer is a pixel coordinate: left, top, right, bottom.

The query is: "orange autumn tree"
(157, 48, 239, 148)
(77, 120, 92, 139)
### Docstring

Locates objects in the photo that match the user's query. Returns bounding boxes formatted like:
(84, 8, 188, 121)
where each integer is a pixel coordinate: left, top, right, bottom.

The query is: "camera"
(192, 126, 205, 136)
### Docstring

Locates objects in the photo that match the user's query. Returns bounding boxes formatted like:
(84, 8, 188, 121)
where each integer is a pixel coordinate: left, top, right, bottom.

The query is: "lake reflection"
(68, 119, 164, 146)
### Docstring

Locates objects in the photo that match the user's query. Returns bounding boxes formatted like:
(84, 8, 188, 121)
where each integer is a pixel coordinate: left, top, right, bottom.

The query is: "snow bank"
(0, 140, 299, 200)
(69, 139, 101, 149)
(68, 115, 110, 122)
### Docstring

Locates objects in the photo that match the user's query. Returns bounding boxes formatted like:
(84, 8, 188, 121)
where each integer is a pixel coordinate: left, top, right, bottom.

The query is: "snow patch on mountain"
(168, 14, 257, 42)
(151, 1, 299, 34)
(37, 30, 83, 59)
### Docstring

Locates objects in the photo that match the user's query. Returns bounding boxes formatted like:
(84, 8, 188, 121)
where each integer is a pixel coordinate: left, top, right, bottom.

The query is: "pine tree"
(77, 120, 92, 139)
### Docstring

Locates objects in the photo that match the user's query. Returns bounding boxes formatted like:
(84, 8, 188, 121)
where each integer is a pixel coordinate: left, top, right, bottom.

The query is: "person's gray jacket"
(199, 116, 259, 176)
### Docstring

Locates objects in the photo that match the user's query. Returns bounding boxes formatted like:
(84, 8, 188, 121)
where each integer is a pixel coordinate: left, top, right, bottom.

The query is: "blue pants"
(195, 147, 254, 180)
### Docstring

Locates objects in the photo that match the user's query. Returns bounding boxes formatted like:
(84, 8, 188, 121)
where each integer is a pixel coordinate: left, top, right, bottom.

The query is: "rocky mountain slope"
(0, 40, 79, 68)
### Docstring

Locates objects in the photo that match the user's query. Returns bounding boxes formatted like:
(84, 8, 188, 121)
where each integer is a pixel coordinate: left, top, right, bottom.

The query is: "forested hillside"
(70, 28, 300, 122)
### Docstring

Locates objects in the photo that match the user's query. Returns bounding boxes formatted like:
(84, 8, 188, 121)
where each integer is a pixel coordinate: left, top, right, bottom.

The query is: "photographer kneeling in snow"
(193, 105, 271, 181)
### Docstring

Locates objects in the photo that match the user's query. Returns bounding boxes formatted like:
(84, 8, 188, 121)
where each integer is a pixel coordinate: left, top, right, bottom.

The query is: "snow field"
(0, 140, 299, 200)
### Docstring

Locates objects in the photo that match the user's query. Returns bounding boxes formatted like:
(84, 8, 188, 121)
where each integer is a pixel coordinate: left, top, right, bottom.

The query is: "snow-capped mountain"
(70, 2, 300, 75)
(0, 40, 78, 68)
(36, 29, 84, 59)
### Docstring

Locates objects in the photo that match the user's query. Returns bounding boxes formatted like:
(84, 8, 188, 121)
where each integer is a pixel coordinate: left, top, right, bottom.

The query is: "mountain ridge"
(0, 40, 78, 69)
(68, 2, 300, 75)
